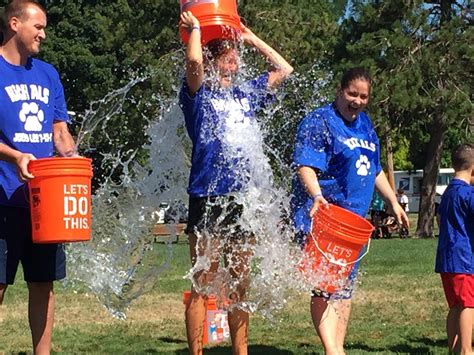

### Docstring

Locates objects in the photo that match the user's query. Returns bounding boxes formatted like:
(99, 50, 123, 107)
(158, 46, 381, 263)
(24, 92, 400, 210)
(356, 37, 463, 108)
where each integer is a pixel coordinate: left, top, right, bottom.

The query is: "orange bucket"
(28, 157, 93, 244)
(180, 0, 241, 45)
(183, 291, 230, 345)
(299, 204, 374, 294)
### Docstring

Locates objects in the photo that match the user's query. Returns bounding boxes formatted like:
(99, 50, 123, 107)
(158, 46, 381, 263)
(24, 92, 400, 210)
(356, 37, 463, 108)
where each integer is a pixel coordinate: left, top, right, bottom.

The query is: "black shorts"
(0, 205, 66, 284)
(186, 195, 250, 237)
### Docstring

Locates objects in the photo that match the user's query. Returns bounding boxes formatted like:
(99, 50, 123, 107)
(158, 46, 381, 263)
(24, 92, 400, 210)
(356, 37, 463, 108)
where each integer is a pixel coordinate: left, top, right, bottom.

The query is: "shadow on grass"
(346, 336, 446, 354)
(172, 345, 298, 354)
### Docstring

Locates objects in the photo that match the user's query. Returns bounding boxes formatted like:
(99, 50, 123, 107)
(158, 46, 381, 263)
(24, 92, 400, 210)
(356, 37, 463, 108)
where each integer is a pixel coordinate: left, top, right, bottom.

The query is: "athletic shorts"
(441, 273, 474, 308)
(185, 195, 251, 238)
(0, 205, 66, 284)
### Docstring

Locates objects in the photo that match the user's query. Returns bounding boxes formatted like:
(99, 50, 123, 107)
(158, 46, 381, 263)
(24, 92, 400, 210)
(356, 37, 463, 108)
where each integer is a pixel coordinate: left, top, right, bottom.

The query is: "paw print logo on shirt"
(19, 102, 44, 132)
(356, 155, 371, 176)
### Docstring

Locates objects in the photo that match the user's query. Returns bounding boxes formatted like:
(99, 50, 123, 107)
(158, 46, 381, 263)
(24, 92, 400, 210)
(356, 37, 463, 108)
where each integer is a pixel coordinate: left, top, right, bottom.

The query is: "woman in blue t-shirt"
(179, 11, 293, 354)
(292, 68, 409, 354)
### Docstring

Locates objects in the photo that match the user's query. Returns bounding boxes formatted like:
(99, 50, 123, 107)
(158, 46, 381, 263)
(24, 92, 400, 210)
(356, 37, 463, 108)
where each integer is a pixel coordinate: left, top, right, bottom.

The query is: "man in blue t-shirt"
(0, 2, 76, 353)
(435, 143, 474, 354)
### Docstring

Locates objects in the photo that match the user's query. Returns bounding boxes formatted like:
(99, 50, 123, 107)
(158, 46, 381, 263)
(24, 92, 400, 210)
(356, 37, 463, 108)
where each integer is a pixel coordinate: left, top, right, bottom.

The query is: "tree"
(336, 0, 473, 236)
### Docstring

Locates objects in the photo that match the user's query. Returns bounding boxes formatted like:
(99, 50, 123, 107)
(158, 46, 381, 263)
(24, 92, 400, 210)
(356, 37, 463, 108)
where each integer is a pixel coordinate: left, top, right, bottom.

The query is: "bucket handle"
(308, 223, 371, 267)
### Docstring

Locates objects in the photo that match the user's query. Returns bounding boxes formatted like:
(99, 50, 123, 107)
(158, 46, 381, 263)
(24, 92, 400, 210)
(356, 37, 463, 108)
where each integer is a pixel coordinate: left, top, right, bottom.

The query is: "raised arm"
(375, 171, 410, 228)
(241, 24, 293, 90)
(180, 11, 204, 96)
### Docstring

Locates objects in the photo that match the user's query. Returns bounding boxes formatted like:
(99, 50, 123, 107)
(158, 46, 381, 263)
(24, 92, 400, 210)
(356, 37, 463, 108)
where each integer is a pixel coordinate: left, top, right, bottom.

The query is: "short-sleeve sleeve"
(293, 111, 331, 172)
(52, 69, 70, 123)
(240, 73, 275, 111)
(179, 79, 204, 142)
(369, 121, 382, 175)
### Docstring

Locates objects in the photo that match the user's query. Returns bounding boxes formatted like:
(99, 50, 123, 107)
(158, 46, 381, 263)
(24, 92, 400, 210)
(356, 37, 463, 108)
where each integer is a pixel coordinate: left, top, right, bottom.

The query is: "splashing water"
(63, 40, 359, 320)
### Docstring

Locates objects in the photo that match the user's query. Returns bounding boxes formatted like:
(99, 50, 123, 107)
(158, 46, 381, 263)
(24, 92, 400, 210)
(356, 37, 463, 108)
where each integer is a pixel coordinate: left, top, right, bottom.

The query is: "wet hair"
(204, 39, 236, 62)
(0, 0, 46, 42)
(452, 143, 474, 171)
(340, 67, 372, 90)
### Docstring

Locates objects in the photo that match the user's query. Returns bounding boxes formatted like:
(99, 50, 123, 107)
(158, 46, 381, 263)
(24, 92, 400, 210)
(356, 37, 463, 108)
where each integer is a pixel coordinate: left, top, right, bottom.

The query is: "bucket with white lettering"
(28, 157, 93, 244)
(179, 0, 241, 45)
(299, 204, 374, 294)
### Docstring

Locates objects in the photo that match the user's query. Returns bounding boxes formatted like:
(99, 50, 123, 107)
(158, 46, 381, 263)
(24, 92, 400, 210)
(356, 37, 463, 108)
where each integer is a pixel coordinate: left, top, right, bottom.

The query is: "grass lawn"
(0, 218, 449, 354)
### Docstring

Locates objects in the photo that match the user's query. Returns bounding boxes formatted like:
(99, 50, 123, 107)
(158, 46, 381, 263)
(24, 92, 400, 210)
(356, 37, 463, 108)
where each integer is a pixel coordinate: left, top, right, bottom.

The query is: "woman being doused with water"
(179, 10, 293, 355)
(291, 67, 409, 355)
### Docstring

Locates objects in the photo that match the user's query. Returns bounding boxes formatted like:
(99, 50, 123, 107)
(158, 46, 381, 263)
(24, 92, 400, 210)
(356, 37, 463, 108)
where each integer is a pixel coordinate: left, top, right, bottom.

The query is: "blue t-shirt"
(291, 103, 382, 234)
(435, 179, 474, 274)
(0, 56, 70, 208)
(179, 74, 272, 197)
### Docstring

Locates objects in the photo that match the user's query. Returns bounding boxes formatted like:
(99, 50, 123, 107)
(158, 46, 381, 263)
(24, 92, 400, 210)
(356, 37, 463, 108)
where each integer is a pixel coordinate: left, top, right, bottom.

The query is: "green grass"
(0, 236, 449, 354)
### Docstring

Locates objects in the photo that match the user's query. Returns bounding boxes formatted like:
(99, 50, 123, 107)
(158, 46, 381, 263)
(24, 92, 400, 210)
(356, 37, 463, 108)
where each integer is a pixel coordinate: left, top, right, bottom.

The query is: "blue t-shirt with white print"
(179, 74, 272, 197)
(0, 56, 70, 208)
(292, 103, 382, 234)
(435, 179, 474, 274)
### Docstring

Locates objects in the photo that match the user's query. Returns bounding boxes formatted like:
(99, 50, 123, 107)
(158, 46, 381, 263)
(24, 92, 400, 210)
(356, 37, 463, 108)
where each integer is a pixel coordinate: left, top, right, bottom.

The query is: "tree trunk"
(415, 116, 445, 237)
(385, 125, 395, 191)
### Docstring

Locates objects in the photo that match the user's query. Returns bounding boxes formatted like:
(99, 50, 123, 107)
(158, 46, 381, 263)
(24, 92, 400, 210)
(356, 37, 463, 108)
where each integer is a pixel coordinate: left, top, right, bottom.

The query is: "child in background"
(435, 143, 474, 354)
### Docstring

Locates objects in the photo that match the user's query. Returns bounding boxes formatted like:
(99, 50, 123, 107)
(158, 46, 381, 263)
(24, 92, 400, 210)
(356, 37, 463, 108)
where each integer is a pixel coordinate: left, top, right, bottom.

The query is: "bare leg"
(224, 238, 254, 355)
(335, 299, 351, 355)
(27, 281, 55, 355)
(185, 232, 219, 355)
(0, 283, 7, 304)
(185, 289, 206, 355)
(458, 307, 473, 354)
(447, 305, 460, 353)
(310, 296, 339, 355)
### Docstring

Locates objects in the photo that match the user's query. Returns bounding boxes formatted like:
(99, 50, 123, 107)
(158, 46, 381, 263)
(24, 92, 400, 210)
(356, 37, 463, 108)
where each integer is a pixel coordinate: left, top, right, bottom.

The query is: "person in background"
(0, 1, 76, 354)
(179, 10, 293, 355)
(370, 191, 385, 239)
(435, 143, 474, 354)
(397, 188, 410, 238)
(291, 67, 409, 355)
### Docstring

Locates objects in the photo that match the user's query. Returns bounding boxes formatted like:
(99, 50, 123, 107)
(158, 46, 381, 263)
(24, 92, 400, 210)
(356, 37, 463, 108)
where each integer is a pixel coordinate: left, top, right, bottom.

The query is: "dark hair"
(204, 39, 236, 61)
(1, 0, 46, 38)
(340, 67, 372, 90)
(452, 143, 474, 171)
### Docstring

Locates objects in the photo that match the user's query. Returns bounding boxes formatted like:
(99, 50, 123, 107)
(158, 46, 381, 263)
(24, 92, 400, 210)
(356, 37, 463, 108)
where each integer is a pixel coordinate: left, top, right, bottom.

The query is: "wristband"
(313, 193, 323, 200)
(188, 25, 200, 34)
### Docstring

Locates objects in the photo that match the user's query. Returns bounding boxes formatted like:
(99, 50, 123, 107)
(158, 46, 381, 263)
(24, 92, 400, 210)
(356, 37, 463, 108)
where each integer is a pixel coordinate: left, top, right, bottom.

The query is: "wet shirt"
(0, 56, 69, 208)
(292, 103, 382, 234)
(435, 179, 474, 274)
(179, 74, 271, 197)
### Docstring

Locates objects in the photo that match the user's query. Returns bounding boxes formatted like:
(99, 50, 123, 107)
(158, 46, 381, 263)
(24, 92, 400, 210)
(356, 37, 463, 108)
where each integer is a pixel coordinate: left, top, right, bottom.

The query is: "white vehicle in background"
(393, 168, 454, 213)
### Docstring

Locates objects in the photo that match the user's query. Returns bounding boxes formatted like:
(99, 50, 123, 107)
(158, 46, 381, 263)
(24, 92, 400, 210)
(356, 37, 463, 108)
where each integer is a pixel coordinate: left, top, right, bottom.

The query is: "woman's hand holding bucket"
(180, 11, 200, 34)
(309, 193, 329, 218)
(240, 24, 257, 45)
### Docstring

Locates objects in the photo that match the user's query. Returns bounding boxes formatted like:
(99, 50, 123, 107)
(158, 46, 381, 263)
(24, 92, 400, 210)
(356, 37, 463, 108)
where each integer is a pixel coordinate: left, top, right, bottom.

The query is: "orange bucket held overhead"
(180, 0, 242, 45)
(299, 204, 374, 294)
(28, 157, 93, 244)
